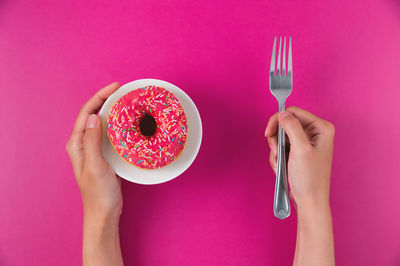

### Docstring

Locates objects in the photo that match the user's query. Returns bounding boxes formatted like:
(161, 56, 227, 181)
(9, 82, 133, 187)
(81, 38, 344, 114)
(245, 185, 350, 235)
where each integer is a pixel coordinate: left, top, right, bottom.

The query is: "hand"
(66, 81, 122, 223)
(265, 106, 335, 212)
(66, 82, 124, 266)
(265, 106, 335, 266)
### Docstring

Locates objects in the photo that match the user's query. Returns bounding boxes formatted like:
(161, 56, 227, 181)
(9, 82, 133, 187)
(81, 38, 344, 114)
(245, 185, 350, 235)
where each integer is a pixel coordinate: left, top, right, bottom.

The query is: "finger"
(267, 135, 278, 154)
(269, 149, 277, 173)
(286, 106, 320, 127)
(286, 106, 335, 141)
(278, 111, 311, 150)
(73, 82, 120, 134)
(83, 114, 104, 166)
(265, 112, 279, 137)
(66, 133, 84, 175)
(67, 82, 118, 175)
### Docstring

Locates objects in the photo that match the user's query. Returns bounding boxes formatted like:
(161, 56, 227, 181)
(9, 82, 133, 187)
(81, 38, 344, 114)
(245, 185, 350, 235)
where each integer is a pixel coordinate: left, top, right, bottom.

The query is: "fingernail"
(87, 114, 98, 128)
(279, 111, 291, 119)
(273, 167, 277, 173)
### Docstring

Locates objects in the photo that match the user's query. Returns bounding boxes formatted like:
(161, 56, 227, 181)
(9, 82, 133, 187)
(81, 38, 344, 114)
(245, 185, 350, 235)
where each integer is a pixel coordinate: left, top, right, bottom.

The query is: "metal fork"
(269, 36, 292, 219)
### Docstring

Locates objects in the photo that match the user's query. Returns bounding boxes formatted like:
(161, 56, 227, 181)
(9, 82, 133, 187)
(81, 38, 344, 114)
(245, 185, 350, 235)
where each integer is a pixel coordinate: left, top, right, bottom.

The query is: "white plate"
(98, 79, 202, 185)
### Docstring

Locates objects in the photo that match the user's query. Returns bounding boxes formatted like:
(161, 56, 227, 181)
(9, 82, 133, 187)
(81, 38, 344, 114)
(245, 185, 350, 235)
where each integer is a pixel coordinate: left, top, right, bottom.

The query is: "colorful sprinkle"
(107, 86, 188, 169)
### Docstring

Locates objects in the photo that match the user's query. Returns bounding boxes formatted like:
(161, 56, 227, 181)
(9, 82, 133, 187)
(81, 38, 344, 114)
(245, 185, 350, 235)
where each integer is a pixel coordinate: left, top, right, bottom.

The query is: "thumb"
(83, 114, 104, 164)
(278, 111, 311, 150)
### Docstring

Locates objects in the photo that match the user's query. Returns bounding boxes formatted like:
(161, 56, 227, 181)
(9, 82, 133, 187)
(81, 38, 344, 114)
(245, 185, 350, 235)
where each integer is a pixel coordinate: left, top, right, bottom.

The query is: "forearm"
(294, 203, 335, 266)
(82, 215, 124, 266)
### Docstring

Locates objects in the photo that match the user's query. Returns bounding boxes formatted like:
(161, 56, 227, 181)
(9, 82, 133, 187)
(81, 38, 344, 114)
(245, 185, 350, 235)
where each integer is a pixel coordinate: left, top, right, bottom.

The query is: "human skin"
(66, 82, 124, 266)
(66, 83, 335, 266)
(265, 106, 335, 266)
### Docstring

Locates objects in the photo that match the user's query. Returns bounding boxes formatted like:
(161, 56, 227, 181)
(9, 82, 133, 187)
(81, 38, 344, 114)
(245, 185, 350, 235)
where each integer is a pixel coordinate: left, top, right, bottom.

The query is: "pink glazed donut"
(107, 86, 188, 169)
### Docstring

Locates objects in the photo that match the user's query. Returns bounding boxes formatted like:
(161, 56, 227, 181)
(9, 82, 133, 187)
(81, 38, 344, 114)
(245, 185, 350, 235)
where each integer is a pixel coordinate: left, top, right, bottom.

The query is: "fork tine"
(270, 37, 277, 75)
(282, 36, 286, 75)
(288, 37, 292, 74)
(277, 37, 282, 75)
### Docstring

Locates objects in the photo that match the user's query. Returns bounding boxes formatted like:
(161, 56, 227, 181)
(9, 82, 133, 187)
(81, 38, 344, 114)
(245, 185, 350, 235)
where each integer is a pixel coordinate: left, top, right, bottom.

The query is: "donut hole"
(139, 115, 157, 137)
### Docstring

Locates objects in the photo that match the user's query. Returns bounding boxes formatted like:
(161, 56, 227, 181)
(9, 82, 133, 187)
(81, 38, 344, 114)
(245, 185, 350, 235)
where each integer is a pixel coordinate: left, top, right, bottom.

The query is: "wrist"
(82, 209, 123, 266)
(296, 199, 331, 228)
(83, 212, 120, 238)
(83, 202, 122, 226)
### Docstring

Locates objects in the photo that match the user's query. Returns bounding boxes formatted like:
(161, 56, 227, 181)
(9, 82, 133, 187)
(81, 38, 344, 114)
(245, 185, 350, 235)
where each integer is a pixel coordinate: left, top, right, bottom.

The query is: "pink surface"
(1, 0, 400, 265)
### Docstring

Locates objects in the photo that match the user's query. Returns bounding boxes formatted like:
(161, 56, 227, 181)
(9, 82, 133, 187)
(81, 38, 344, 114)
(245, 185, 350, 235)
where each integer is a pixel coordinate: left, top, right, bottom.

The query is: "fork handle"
(274, 105, 291, 219)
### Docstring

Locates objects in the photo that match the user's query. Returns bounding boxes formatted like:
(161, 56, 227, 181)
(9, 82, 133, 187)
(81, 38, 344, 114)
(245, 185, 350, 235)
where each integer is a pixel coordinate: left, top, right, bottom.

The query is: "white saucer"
(98, 79, 202, 185)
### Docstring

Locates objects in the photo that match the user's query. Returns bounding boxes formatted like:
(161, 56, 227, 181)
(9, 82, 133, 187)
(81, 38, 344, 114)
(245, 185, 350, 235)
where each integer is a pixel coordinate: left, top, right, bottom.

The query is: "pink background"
(1, 0, 400, 265)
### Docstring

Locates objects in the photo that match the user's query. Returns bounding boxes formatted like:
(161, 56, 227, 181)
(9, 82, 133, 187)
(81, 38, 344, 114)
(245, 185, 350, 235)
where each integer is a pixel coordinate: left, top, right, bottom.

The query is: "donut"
(107, 86, 188, 169)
